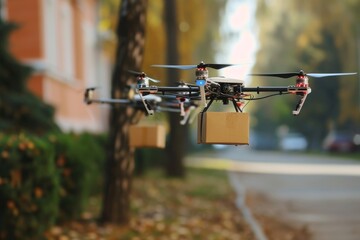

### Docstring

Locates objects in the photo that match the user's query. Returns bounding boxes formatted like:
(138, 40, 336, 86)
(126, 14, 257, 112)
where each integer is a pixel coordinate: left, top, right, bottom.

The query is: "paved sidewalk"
(186, 148, 360, 240)
(185, 154, 269, 240)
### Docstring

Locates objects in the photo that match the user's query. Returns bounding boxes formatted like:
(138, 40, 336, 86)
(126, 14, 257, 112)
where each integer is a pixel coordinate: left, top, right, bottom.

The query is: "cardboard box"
(129, 125, 166, 148)
(198, 112, 249, 145)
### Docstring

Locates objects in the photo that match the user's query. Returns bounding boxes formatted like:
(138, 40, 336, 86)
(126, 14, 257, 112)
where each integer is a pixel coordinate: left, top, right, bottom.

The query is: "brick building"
(2, 0, 110, 132)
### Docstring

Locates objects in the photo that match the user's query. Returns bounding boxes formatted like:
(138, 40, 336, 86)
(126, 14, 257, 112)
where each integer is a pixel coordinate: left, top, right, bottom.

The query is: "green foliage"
(0, 134, 59, 240)
(0, 18, 59, 134)
(0, 132, 106, 239)
(0, 91, 59, 134)
(134, 148, 167, 175)
(0, 21, 29, 90)
(51, 133, 106, 221)
(252, 0, 360, 148)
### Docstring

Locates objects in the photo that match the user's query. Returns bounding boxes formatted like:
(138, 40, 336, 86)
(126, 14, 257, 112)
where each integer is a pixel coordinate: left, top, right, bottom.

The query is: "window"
(83, 22, 97, 87)
(43, 0, 58, 70)
(0, 0, 7, 19)
(43, 0, 75, 81)
(60, 1, 74, 78)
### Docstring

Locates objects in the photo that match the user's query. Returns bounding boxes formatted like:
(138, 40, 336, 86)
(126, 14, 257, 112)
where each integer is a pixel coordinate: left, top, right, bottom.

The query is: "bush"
(0, 134, 59, 240)
(50, 133, 106, 221)
(0, 132, 106, 239)
(134, 148, 166, 175)
(0, 19, 59, 134)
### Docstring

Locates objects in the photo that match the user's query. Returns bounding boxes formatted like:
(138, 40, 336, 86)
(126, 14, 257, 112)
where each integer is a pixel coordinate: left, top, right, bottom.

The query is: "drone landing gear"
(136, 90, 154, 115)
(201, 97, 242, 113)
(292, 93, 308, 116)
(232, 99, 242, 113)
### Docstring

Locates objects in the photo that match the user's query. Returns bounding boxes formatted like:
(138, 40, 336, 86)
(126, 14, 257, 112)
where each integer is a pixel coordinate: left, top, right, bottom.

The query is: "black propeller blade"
(249, 72, 299, 78)
(205, 63, 236, 70)
(152, 61, 237, 70)
(249, 70, 357, 79)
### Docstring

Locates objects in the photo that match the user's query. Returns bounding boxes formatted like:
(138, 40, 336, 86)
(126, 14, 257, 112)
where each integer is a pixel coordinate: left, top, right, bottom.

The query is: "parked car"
(323, 132, 358, 152)
(279, 133, 308, 151)
(250, 132, 278, 150)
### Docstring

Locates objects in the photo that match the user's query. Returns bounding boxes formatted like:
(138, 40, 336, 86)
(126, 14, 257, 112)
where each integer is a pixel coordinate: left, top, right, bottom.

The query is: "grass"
(304, 150, 360, 161)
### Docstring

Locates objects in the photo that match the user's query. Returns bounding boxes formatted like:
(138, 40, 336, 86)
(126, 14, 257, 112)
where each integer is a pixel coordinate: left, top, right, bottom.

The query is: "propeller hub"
(197, 61, 206, 68)
(195, 67, 208, 79)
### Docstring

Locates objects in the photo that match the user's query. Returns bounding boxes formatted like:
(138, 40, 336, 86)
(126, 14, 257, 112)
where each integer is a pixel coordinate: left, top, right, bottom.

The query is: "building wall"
(6, 0, 109, 132)
(8, 0, 43, 59)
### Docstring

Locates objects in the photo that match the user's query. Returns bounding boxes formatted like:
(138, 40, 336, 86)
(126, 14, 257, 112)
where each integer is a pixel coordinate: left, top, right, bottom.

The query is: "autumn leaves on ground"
(46, 168, 309, 240)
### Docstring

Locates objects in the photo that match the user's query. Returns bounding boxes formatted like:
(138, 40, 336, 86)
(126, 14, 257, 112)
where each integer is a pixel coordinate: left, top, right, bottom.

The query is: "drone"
(84, 70, 199, 124)
(83, 62, 356, 146)
(84, 61, 357, 121)
(146, 61, 356, 115)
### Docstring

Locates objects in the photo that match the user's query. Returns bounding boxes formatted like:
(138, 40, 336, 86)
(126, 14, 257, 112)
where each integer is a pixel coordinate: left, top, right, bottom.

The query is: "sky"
(217, 0, 258, 84)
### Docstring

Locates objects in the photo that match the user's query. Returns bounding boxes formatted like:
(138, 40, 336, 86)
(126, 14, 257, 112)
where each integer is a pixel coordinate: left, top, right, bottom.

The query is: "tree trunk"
(100, 0, 148, 224)
(164, 0, 187, 177)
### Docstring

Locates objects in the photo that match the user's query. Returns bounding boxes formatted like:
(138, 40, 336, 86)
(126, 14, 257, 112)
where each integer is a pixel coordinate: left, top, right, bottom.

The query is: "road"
(186, 147, 360, 240)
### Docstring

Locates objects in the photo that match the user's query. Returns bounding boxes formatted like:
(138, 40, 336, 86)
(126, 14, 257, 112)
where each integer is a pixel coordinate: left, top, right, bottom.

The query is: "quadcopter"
(83, 62, 356, 146)
(84, 61, 357, 120)
(84, 71, 199, 124)
(145, 61, 356, 115)
(151, 62, 358, 115)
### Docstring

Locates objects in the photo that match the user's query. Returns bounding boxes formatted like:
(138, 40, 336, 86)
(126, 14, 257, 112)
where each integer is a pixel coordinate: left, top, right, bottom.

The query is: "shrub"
(0, 132, 107, 239)
(134, 148, 166, 175)
(0, 19, 59, 134)
(0, 134, 59, 240)
(51, 133, 106, 221)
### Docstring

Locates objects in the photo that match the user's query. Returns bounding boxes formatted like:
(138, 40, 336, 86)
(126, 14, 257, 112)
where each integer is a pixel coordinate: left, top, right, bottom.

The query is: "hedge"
(0, 132, 106, 239)
(51, 132, 106, 221)
(0, 134, 59, 240)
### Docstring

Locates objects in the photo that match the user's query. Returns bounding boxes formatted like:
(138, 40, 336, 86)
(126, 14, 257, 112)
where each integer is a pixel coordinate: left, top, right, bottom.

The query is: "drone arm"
(157, 107, 181, 113)
(138, 86, 200, 95)
(88, 98, 131, 104)
(242, 86, 310, 116)
(242, 86, 294, 93)
(139, 86, 308, 95)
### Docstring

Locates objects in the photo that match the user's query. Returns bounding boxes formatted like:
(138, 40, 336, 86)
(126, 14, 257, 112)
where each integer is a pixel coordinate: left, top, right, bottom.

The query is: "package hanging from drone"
(129, 124, 166, 148)
(197, 112, 249, 145)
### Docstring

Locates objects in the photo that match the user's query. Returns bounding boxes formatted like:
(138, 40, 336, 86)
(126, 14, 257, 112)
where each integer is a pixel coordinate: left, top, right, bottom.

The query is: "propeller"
(128, 70, 160, 83)
(249, 70, 357, 79)
(152, 61, 237, 70)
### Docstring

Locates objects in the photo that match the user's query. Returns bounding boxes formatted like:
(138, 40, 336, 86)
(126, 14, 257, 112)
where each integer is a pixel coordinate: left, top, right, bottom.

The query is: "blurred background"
(1, 0, 360, 239)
